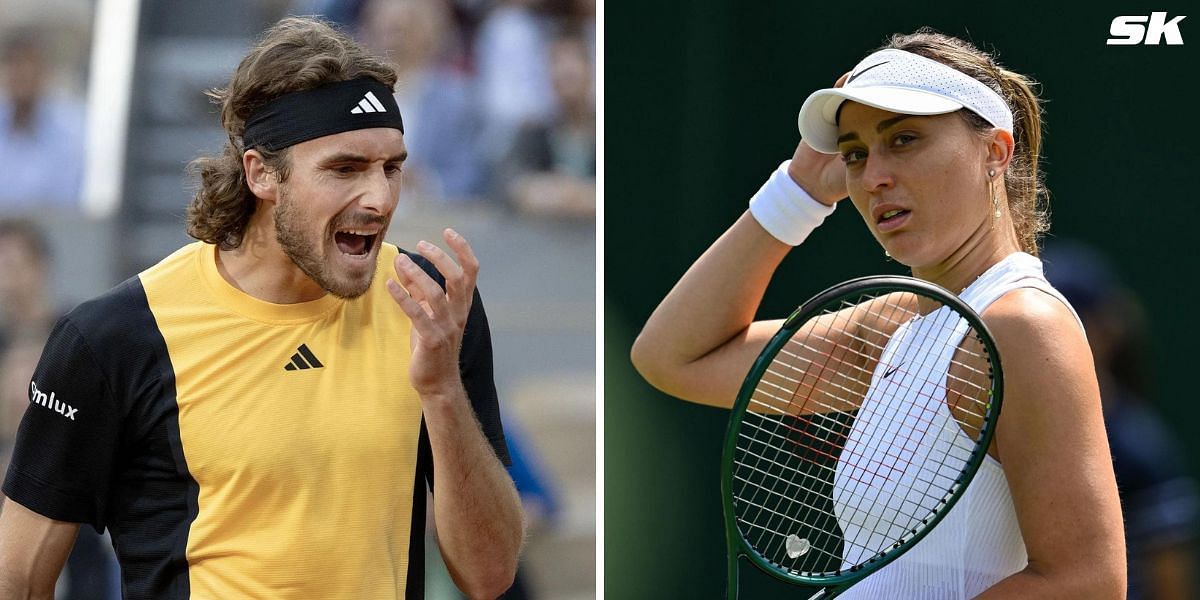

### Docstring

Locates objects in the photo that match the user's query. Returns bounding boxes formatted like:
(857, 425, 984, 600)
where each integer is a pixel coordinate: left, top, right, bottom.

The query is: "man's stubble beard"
(273, 188, 375, 299)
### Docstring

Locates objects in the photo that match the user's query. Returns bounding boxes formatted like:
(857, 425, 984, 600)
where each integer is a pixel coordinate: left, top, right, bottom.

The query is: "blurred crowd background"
(0, 0, 594, 598)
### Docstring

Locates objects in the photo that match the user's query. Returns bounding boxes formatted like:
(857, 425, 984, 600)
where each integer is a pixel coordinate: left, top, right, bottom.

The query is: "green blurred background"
(605, 1, 1199, 597)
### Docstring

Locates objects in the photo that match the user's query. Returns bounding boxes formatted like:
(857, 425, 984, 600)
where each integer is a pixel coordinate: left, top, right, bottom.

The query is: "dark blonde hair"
(883, 28, 1047, 255)
(186, 17, 397, 249)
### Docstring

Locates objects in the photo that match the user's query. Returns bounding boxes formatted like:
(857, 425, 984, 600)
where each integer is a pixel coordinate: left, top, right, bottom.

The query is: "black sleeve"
(458, 287, 511, 466)
(403, 249, 512, 492)
(2, 317, 122, 531)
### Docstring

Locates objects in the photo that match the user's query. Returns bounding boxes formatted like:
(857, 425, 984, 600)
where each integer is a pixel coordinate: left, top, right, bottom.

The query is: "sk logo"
(1108, 13, 1186, 45)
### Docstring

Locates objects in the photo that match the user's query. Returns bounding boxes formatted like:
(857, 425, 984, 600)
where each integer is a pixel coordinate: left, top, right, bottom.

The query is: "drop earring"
(988, 169, 1000, 221)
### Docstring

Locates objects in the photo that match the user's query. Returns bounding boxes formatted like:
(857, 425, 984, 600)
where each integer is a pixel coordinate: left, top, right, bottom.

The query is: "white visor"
(797, 48, 1014, 154)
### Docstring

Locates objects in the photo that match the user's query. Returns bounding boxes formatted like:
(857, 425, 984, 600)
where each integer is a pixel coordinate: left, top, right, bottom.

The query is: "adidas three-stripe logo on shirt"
(284, 344, 324, 371)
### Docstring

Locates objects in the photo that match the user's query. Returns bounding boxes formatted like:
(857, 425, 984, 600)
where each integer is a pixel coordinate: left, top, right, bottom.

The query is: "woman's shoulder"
(982, 286, 1083, 345)
(981, 288, 1092, 400)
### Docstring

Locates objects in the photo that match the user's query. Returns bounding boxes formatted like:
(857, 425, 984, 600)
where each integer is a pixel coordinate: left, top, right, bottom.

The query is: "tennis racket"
(722, 275, 1003, 599)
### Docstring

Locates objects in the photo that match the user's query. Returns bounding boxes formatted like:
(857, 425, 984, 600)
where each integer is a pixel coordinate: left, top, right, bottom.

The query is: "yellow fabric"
(139, 242, 422, 599)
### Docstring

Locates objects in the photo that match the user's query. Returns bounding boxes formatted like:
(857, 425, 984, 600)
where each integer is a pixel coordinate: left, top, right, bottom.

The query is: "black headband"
(241, 77, 404, 152)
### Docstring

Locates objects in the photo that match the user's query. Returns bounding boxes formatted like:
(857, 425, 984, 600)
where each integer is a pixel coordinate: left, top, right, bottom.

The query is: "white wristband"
(748, 160, 836, 246)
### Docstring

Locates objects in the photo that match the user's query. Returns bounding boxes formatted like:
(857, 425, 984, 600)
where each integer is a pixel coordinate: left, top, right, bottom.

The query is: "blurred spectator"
(474, 0, 556, 166)
(359, 0, 490, 202)
(501, 416, 562, 599)
(505, 416, 561, 526)
(0, 27, 86, 213)
(499, 31, 594, 218)
(297, 0, 589, 208)
(287, 0, 367, 28)
(0, 228, 118, 600)
(568, 0, 594, 62)
(0, 335, 40, 471)
(534, 0, 593, 64)
(0, 218, 59, 351)
(1043, 240, 1200, 600)
(425, 416, 561, 599)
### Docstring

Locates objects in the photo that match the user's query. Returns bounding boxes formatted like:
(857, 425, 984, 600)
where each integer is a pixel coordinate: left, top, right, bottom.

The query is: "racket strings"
(735, 295, 885, 567)
(822, 296, 983, 564)
(731, 290, 996, 576)
(758, 297, 973, 475)
(736, 291, 907, 571)
(743, 394, 953, 489)
(734, 430, 962, 523)
(734, 410, 969, 494)
(792, 308, 992, 394)
(811, 307, 979, 568)
(765, 302, 991, 421)
(761, 347, 990, 421)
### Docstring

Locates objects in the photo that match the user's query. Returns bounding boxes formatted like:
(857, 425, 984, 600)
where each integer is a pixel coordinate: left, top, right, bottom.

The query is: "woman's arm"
(975, 288, 1126, 598)
(630, 209, 794, 407)
(631, 141, 850, 408)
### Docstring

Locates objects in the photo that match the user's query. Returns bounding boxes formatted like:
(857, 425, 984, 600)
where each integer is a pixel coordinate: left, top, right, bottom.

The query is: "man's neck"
(215, 216, 326, 304)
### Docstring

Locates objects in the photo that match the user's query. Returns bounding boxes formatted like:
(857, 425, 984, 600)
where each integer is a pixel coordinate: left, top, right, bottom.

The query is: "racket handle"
(807, 590, 828, 600)
(726, 555, 739, 600)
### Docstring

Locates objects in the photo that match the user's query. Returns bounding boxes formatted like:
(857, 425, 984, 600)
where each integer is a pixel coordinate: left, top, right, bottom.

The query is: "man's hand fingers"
(443, 228, 479, 286)
(415, 240, 463, 284)
(386, 279, 435, 329)
(393, 253, 449, 314)
(387, 279, 458, 357)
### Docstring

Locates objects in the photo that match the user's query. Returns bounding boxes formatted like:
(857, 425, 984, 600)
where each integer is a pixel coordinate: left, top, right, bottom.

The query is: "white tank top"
(834, 252, 1082, 599)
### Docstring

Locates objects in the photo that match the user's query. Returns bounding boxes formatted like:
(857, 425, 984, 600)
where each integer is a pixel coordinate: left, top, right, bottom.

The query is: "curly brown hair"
(186, 17, 398, 249)
(882, 29, 1048, 255)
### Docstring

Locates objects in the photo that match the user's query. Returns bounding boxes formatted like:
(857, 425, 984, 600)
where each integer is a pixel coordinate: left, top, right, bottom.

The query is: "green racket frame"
(720, 275, 1005, 599)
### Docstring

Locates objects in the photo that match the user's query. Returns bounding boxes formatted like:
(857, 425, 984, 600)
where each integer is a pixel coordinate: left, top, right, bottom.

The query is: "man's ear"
(243, 149, 279, 203)
(985, 128, 1015, 176)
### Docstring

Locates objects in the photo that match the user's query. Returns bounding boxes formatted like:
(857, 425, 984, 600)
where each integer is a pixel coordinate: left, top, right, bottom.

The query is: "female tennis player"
(631, 30, 1126, 598)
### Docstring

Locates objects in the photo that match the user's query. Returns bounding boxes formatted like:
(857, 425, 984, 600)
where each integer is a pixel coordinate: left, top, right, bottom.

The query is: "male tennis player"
(0, 17, 523, 600)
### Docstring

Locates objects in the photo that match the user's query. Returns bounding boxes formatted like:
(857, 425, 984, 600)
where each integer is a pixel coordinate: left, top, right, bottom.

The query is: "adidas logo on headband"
(241, 78, 405, 151)
(350, 91, 388, 114)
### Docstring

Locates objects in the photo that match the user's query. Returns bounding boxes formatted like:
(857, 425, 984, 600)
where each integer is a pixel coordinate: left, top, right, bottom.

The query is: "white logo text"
(29, 381, 78, 420)
(1108, 13, 1186, 45)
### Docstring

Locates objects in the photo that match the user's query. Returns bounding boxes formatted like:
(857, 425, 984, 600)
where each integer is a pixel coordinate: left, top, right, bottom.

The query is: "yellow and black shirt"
(2, 242, 510, 599)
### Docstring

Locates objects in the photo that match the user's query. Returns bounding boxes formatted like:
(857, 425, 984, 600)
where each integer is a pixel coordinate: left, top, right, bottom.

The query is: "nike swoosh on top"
(884, 363, 902, 378)
(847, 61, 889, 84)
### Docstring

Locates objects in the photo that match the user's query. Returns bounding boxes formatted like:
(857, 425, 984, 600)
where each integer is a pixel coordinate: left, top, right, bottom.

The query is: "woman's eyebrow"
(837, 114, 920, 145)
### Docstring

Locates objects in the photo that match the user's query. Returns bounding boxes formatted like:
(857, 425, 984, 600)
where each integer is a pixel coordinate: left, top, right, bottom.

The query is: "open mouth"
(878, 209, 909, 225)
(334, 229, 379, 256)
